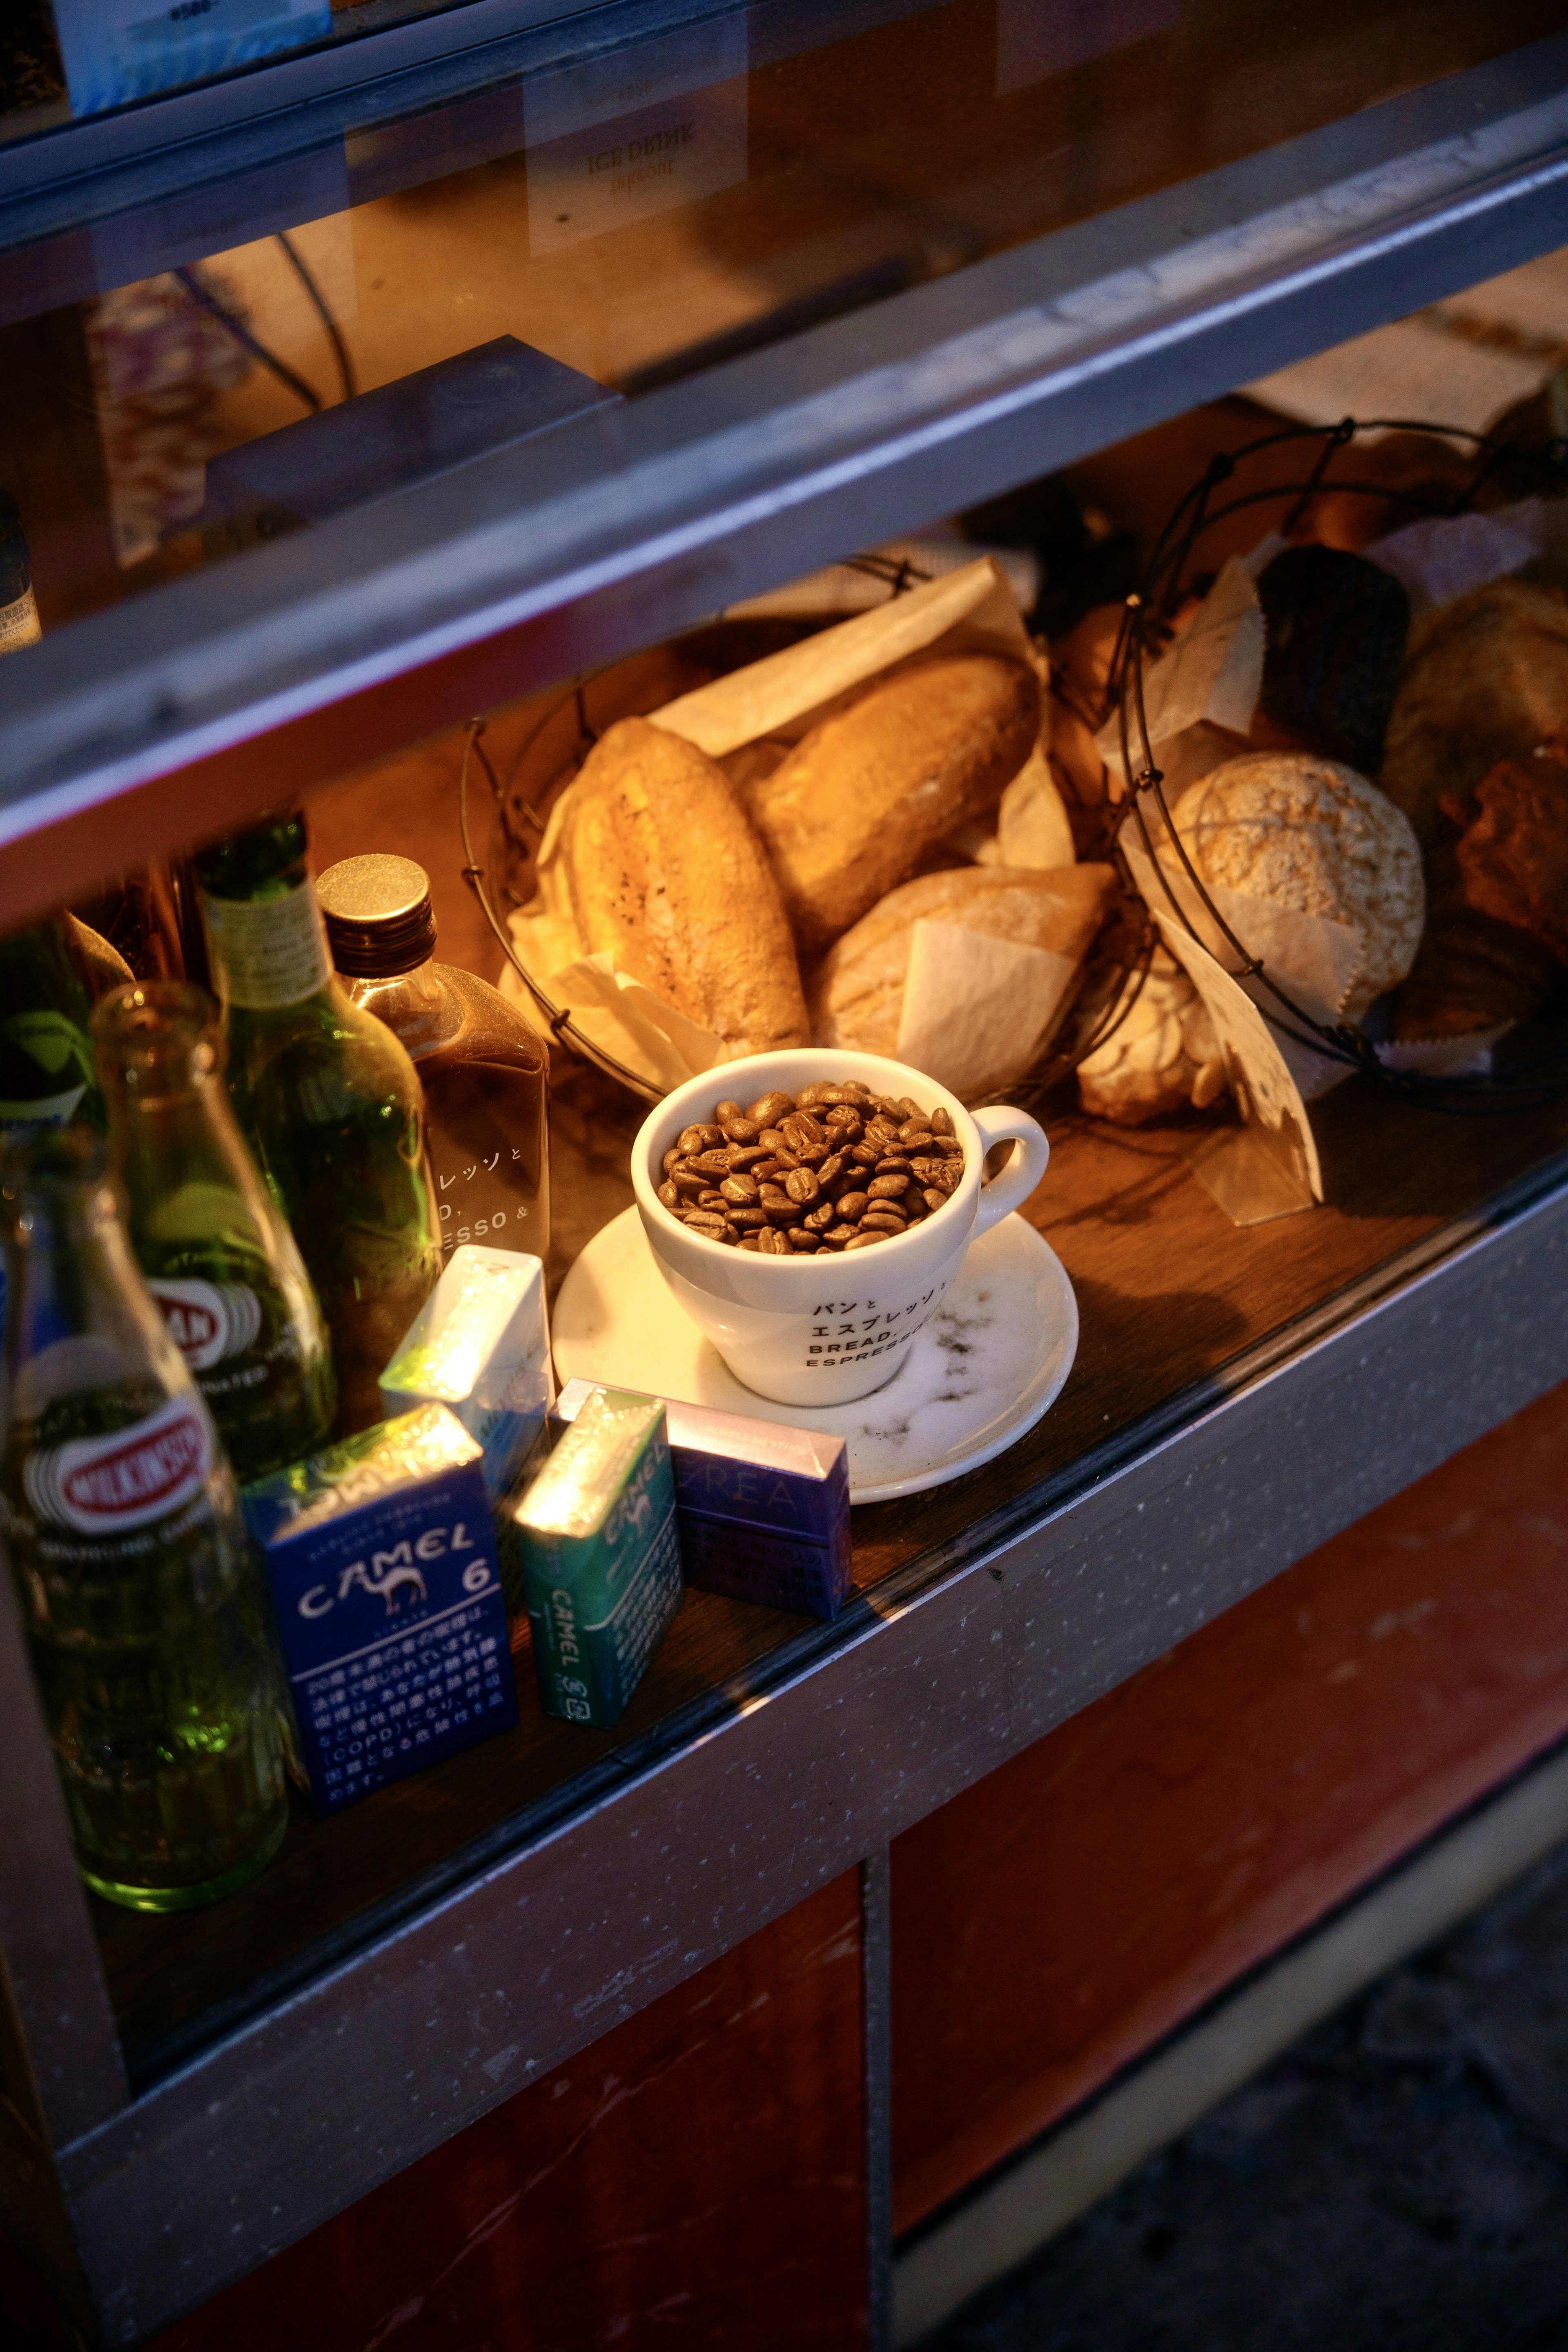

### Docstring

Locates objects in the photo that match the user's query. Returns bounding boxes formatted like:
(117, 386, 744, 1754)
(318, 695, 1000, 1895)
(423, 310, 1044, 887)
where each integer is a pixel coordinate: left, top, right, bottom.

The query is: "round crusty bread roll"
(749, 654, 1040, 952)
(1167, 751, 1424, 1020)
(562, 716, 808, 1056)
(811, 863, 1117, 1054)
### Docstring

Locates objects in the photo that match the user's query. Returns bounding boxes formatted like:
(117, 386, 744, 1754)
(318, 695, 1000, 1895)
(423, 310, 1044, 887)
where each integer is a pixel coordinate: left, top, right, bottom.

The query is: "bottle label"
(201, 882, 332, 1010)
(147, 1278, 263, 1373)
(0, 1007, 94, 1128)
(0, 1082, 87, 1125)
(24, 1396, 213, 1535)
(0, 586, 40, 654)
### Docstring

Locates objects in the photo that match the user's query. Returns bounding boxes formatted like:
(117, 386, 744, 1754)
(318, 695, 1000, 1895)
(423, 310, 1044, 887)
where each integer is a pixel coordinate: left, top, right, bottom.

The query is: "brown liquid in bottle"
(387, 964, 550, 1264)
(314, 855, 550, 1266)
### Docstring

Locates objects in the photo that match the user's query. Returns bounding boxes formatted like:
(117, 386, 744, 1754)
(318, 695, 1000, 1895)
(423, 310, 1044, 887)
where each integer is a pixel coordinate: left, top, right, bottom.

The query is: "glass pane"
(0, 0, 494, 144)
(0, 0, 1559, 641)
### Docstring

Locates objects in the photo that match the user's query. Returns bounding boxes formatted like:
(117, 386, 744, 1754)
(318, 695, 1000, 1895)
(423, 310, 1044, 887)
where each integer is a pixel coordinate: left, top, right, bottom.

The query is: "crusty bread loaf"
(1392, 844, 1556, 1040)
(562, 717, 808, 1055)
(1379, 581, 1568, 1041)
(1047, 603, 1123, 810)
(1380, 579, 1568, 846)
(811, 864, 1117, 1054)
(749, 655, 1040, 951)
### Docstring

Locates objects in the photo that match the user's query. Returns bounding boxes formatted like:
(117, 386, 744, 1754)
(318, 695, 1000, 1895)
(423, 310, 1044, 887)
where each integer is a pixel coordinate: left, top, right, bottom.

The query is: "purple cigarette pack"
(241, 1404, 518, 1814)
(552, 1379, 851, 1621)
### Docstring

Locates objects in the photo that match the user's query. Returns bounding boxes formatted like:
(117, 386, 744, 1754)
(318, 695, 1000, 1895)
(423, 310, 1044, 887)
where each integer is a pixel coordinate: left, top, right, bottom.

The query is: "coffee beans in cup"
(655, 1078, 965, 1252)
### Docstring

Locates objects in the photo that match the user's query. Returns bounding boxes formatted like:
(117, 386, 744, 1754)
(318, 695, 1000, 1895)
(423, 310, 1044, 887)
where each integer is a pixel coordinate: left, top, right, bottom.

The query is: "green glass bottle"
(0, 915, 127, 1134)
(194, 813, 441, 1434)
(0, 913, 134, 1336)
(0, 1126, 288, 1911)
(93, 980, 336, 1483)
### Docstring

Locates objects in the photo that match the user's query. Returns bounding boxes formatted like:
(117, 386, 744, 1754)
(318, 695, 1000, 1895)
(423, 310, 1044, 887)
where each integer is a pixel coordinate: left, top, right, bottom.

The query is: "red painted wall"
(890, 1377, 1568, 2232)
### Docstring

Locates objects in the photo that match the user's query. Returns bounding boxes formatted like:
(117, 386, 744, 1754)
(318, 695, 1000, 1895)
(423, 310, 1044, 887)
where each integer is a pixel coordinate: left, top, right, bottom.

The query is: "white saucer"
(552, 1208, 1079, 1503)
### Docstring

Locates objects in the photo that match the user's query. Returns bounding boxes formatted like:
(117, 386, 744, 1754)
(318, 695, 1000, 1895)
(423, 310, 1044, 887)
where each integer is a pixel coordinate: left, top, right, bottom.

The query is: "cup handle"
(969, 1108, 1050, 1238)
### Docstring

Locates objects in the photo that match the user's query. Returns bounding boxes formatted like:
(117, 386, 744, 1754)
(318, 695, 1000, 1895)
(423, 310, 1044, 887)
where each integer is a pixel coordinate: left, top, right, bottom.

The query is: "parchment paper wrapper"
(1095, 556, 1265, 800)
(1097, 552, 1391, 1104)
(714, 533, 1040, 625)
(976, 749, 1076, 870)
(1121, 804, 1365, 1103)
(648, 554, 1036, 752)
(895, 919, 1080, 1101)
(1363, 497, 1568, 613)
(503, 557, 1046, 1089)
(1154, 912, 1323, 1222)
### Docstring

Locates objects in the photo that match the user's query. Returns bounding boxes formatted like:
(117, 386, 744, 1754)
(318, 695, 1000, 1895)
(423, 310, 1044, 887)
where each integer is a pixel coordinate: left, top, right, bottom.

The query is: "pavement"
(923, 1838, 1568, 2352)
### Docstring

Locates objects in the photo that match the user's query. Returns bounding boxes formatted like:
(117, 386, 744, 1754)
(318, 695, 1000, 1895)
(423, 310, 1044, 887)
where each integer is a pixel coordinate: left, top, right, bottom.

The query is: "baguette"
(750, 655, 1040, 951)
(562, 717, 808, 1056)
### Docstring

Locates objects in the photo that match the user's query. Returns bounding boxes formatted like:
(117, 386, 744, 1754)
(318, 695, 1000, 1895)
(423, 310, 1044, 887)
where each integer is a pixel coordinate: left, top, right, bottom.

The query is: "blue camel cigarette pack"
(379, 1245, 551, 1503)
(553, 1379, 851, 1621)
(241, 1404, 517, 1814)
(506, 1388, 682, 1728)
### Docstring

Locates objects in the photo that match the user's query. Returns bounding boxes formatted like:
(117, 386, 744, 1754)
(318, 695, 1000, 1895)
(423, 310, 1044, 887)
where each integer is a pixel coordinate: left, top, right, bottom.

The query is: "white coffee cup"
(631, 1049, 1050, 1406)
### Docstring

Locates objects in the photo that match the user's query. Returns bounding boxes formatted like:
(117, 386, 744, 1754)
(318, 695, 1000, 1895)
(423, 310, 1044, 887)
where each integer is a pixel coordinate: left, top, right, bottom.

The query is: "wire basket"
(458, 415, 1568, 1116)
(1088, 414, 1568, 1117)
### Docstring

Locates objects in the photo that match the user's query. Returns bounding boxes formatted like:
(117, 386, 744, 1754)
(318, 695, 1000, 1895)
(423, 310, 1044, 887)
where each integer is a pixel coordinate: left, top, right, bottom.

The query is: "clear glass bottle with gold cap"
(194, 814, 441, 1435)
(92, 979, 336, 1484)
(316, 855, 550, 1267)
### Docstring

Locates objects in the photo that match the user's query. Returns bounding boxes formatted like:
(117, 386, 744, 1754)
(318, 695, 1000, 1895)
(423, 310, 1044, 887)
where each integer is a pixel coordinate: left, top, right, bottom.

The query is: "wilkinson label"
(24, 1396, 213, 1534)
(148, 1277, 263, 1373)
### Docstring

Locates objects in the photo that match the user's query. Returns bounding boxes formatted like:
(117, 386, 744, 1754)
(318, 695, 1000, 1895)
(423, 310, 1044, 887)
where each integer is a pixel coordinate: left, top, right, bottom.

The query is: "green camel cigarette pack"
(505, 1388, 682, 1727)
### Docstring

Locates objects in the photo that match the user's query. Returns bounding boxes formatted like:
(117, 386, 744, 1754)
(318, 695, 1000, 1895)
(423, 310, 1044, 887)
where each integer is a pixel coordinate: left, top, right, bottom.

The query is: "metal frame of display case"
(7, 11, 1568, 2345)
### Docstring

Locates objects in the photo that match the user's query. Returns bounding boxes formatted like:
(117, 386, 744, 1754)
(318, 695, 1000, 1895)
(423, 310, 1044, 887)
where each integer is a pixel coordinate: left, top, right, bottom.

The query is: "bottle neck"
(199, 873, 336, 1016)
(3, 1176, 176, 1405)
(347, 957, 461, 1056)
(104, 1037, 251, 1179)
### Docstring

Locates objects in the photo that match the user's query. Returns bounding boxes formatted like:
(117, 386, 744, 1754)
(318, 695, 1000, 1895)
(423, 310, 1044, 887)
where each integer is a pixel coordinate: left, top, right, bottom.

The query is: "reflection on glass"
(0, 0, 491, 144)
(49, 0, 332, 120)
(0, 0, 1560, 633)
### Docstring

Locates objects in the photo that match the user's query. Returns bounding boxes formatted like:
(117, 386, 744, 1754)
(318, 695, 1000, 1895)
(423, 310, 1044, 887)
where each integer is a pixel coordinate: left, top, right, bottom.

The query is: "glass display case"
(4, 2, 1568, 2343)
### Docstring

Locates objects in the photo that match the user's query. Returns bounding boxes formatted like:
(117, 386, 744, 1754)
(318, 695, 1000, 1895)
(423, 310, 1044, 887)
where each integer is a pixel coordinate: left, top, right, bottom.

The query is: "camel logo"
(294, 1521, 478, 1623)
(25, 1396, 212, 1534)
(338, 1550, 429, 1615)
(147, 1278, 263, 1374)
